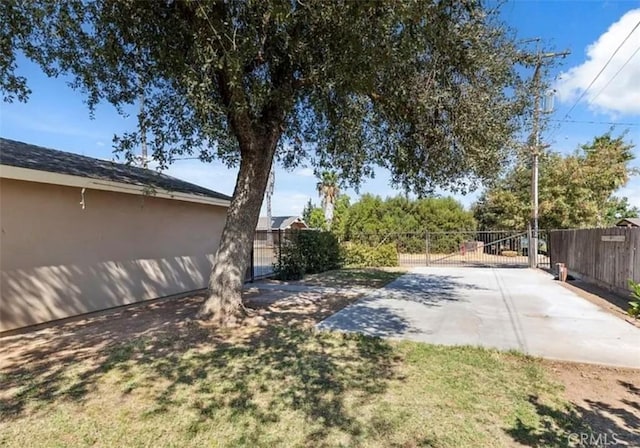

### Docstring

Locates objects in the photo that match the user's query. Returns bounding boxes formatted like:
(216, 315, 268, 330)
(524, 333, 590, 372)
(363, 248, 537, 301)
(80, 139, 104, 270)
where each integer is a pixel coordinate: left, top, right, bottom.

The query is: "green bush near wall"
(274, 230, 342, 280)
(342, 242, 399, 268)
(629, 280, 640, 318)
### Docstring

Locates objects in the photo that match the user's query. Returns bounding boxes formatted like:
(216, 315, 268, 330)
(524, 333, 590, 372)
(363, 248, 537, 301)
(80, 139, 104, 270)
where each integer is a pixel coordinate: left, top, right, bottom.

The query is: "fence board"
(550, 227, 640, 295)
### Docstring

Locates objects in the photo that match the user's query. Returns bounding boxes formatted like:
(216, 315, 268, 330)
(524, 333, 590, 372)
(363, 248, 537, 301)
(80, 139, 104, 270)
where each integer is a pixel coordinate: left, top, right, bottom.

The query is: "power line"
(590, 45, 640, 103)
(549, 118, 640, 127)
(560, 19, 640, 120)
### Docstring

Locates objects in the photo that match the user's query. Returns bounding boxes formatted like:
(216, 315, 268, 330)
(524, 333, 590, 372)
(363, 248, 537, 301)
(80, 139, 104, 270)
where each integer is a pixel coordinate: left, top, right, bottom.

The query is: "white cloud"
(294, 167, 314, 177)
(618, 179, 640, 209)
(96, 141, 105, 147)
(555, 9, 640, 115)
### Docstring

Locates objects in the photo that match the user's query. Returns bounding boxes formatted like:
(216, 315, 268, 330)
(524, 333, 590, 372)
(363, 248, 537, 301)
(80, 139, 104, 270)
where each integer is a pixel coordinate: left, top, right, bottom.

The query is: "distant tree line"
(300, 132, 638, 254)
(303, 194, 476, 253)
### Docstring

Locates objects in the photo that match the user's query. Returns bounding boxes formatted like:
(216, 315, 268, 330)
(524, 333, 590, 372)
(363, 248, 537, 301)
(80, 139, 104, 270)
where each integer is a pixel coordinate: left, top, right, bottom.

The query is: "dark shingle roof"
(616, 217, 640, 227)
(257, 216, 306, 230)
(0, 138, 231, 202)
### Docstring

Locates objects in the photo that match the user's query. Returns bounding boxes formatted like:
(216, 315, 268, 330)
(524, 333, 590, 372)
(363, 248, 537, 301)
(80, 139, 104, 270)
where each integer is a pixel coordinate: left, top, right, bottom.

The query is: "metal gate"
(392, 230, 550, 269)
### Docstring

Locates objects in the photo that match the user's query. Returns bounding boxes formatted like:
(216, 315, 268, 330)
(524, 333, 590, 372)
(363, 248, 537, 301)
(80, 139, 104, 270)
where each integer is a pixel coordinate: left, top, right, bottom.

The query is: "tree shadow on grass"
(184, 327, 397, 443)
(506, 394, 640, 447)
(0, 293, 401, 445)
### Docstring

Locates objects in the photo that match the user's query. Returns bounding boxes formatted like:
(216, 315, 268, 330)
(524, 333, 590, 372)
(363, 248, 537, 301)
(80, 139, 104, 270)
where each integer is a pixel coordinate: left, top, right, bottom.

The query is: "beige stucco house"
(0, 138, 231, 332)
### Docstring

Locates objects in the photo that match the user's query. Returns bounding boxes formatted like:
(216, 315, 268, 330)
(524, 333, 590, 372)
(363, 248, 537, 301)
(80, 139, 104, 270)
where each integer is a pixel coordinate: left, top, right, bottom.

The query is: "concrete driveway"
(318, 267, 640, 368)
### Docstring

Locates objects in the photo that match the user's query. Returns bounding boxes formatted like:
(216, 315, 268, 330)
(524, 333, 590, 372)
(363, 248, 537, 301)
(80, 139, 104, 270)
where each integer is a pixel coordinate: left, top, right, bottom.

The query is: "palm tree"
(316, 171, 339, 228)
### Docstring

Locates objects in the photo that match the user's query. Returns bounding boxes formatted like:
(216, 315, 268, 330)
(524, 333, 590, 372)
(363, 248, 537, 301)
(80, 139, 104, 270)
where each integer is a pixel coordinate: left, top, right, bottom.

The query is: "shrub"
(300, 230, 342, 274)
(274, 240, 306, 280)
(342, 242, 399, 268)
(274, 230, 342, 280)
(628, 280, 640, 319)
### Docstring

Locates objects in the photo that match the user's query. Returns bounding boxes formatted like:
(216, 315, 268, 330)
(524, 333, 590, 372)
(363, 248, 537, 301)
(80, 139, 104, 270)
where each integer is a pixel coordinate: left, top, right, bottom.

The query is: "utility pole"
(529, 49, 570, 268)
(139, 91, 148, 168)
(136, 44, 148, 169)
(265, 163, 275, 246)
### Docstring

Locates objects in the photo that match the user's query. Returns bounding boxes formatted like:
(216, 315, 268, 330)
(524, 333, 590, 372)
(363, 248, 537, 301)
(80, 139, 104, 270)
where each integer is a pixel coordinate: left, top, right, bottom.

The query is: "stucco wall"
(0, 178, 227, 332)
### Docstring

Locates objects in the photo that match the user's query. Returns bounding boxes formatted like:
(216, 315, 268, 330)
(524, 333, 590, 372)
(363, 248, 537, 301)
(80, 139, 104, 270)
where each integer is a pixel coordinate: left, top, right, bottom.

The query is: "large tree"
(473, 133, 638, 230)
(2, 0, 531, 325)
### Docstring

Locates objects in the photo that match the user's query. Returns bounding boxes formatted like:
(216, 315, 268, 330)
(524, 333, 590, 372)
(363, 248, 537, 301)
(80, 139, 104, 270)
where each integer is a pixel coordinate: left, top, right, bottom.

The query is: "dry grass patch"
(300, 267, 406, 288)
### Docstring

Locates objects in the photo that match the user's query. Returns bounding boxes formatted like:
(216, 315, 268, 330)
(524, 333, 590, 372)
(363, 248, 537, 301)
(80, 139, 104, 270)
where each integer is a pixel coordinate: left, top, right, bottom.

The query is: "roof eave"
(0, 164, 231, 208)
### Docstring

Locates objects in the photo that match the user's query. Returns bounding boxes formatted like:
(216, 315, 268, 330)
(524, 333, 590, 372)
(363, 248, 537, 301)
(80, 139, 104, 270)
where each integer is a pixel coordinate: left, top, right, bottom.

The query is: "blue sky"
(1, 1, 639, 216)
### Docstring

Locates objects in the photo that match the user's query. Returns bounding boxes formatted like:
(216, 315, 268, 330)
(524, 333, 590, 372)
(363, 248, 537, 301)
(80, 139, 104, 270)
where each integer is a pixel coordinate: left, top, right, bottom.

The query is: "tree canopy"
(473, 133, 638, 230)
(3, 0, 531, 192)
(2, 0, 534, 324)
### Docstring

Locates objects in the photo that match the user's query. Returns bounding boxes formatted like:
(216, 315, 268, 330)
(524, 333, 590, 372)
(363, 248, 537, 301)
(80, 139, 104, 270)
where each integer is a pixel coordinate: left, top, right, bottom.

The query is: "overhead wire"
(590, 45, 640, 104)
(547, 20, 640, 142)
(558, 19, 640, 121)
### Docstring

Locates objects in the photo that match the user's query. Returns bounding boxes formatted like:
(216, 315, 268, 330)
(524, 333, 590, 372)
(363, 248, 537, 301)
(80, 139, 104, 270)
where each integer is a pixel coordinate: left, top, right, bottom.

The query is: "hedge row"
(273, 231, 400, 280)
(341, 242, 399, 268)
(274, 231, 342, 280)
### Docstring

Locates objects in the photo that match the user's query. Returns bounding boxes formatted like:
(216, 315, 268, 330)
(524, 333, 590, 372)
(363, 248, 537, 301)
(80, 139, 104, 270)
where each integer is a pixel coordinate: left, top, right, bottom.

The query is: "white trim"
(0, 164, 231, 208)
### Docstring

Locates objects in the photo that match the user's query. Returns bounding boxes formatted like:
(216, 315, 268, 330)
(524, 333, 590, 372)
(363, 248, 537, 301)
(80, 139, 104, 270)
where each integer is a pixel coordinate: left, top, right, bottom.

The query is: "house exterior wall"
(0, 178, 227, 332)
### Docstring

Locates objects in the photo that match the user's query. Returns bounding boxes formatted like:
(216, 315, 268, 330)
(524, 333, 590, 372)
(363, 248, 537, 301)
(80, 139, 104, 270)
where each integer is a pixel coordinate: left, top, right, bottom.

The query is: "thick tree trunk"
(197, 135, 277, 326)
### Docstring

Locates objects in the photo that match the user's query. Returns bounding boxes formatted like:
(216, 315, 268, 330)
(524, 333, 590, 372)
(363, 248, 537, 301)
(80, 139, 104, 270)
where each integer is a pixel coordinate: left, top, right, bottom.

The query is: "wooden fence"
(549, 227, 640, 295)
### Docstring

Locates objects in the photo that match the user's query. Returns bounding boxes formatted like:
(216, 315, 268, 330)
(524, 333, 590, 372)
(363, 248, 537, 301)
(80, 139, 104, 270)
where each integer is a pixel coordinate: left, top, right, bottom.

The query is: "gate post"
(250, 243, 255, 282)
(278, 228, 282, 267)
(527, 224, 535, 268)
(425, 231, 430, 266)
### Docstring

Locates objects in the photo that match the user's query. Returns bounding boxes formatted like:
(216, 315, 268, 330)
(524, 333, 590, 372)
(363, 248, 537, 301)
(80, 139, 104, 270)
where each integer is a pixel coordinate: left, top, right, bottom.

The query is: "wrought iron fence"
(344, 230, 551, 269)
(244, 228, 552, 282)
(246, 229, 281, 282)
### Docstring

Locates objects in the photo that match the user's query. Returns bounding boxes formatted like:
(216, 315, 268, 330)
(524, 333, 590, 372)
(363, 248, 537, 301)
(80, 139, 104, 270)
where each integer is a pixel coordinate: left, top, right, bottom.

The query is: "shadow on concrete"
(318, 273, 490, 338)
(375, 273, 490, 306)
(318, 301, 416, 338)
(565, 279, 632, 315)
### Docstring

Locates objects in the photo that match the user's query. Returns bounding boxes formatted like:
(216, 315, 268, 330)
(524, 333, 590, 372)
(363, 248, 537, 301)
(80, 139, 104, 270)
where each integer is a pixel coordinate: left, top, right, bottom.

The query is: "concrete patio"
(318, 267, 640, 368)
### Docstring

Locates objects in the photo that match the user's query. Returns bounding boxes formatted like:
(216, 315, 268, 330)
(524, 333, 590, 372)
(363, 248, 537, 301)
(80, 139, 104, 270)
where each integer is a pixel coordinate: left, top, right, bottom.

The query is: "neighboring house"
(0, 138, 231, 332)
(256, 216, 308, 232)
(616, 217, 640, 228)
(255, 216, 307, 245)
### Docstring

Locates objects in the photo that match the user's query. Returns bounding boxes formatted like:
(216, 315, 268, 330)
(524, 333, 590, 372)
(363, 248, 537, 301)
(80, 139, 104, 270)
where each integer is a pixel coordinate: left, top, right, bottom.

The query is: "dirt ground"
(543, 360, 640, 445)
(0, 284, 360, 369)
(1, 274, 638, 444)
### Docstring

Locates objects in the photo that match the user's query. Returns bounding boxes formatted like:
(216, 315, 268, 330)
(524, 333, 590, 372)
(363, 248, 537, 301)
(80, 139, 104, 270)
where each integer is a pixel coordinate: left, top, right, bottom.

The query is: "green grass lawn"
(1, 324, 588, 447)
(301, 267, 406, 288)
